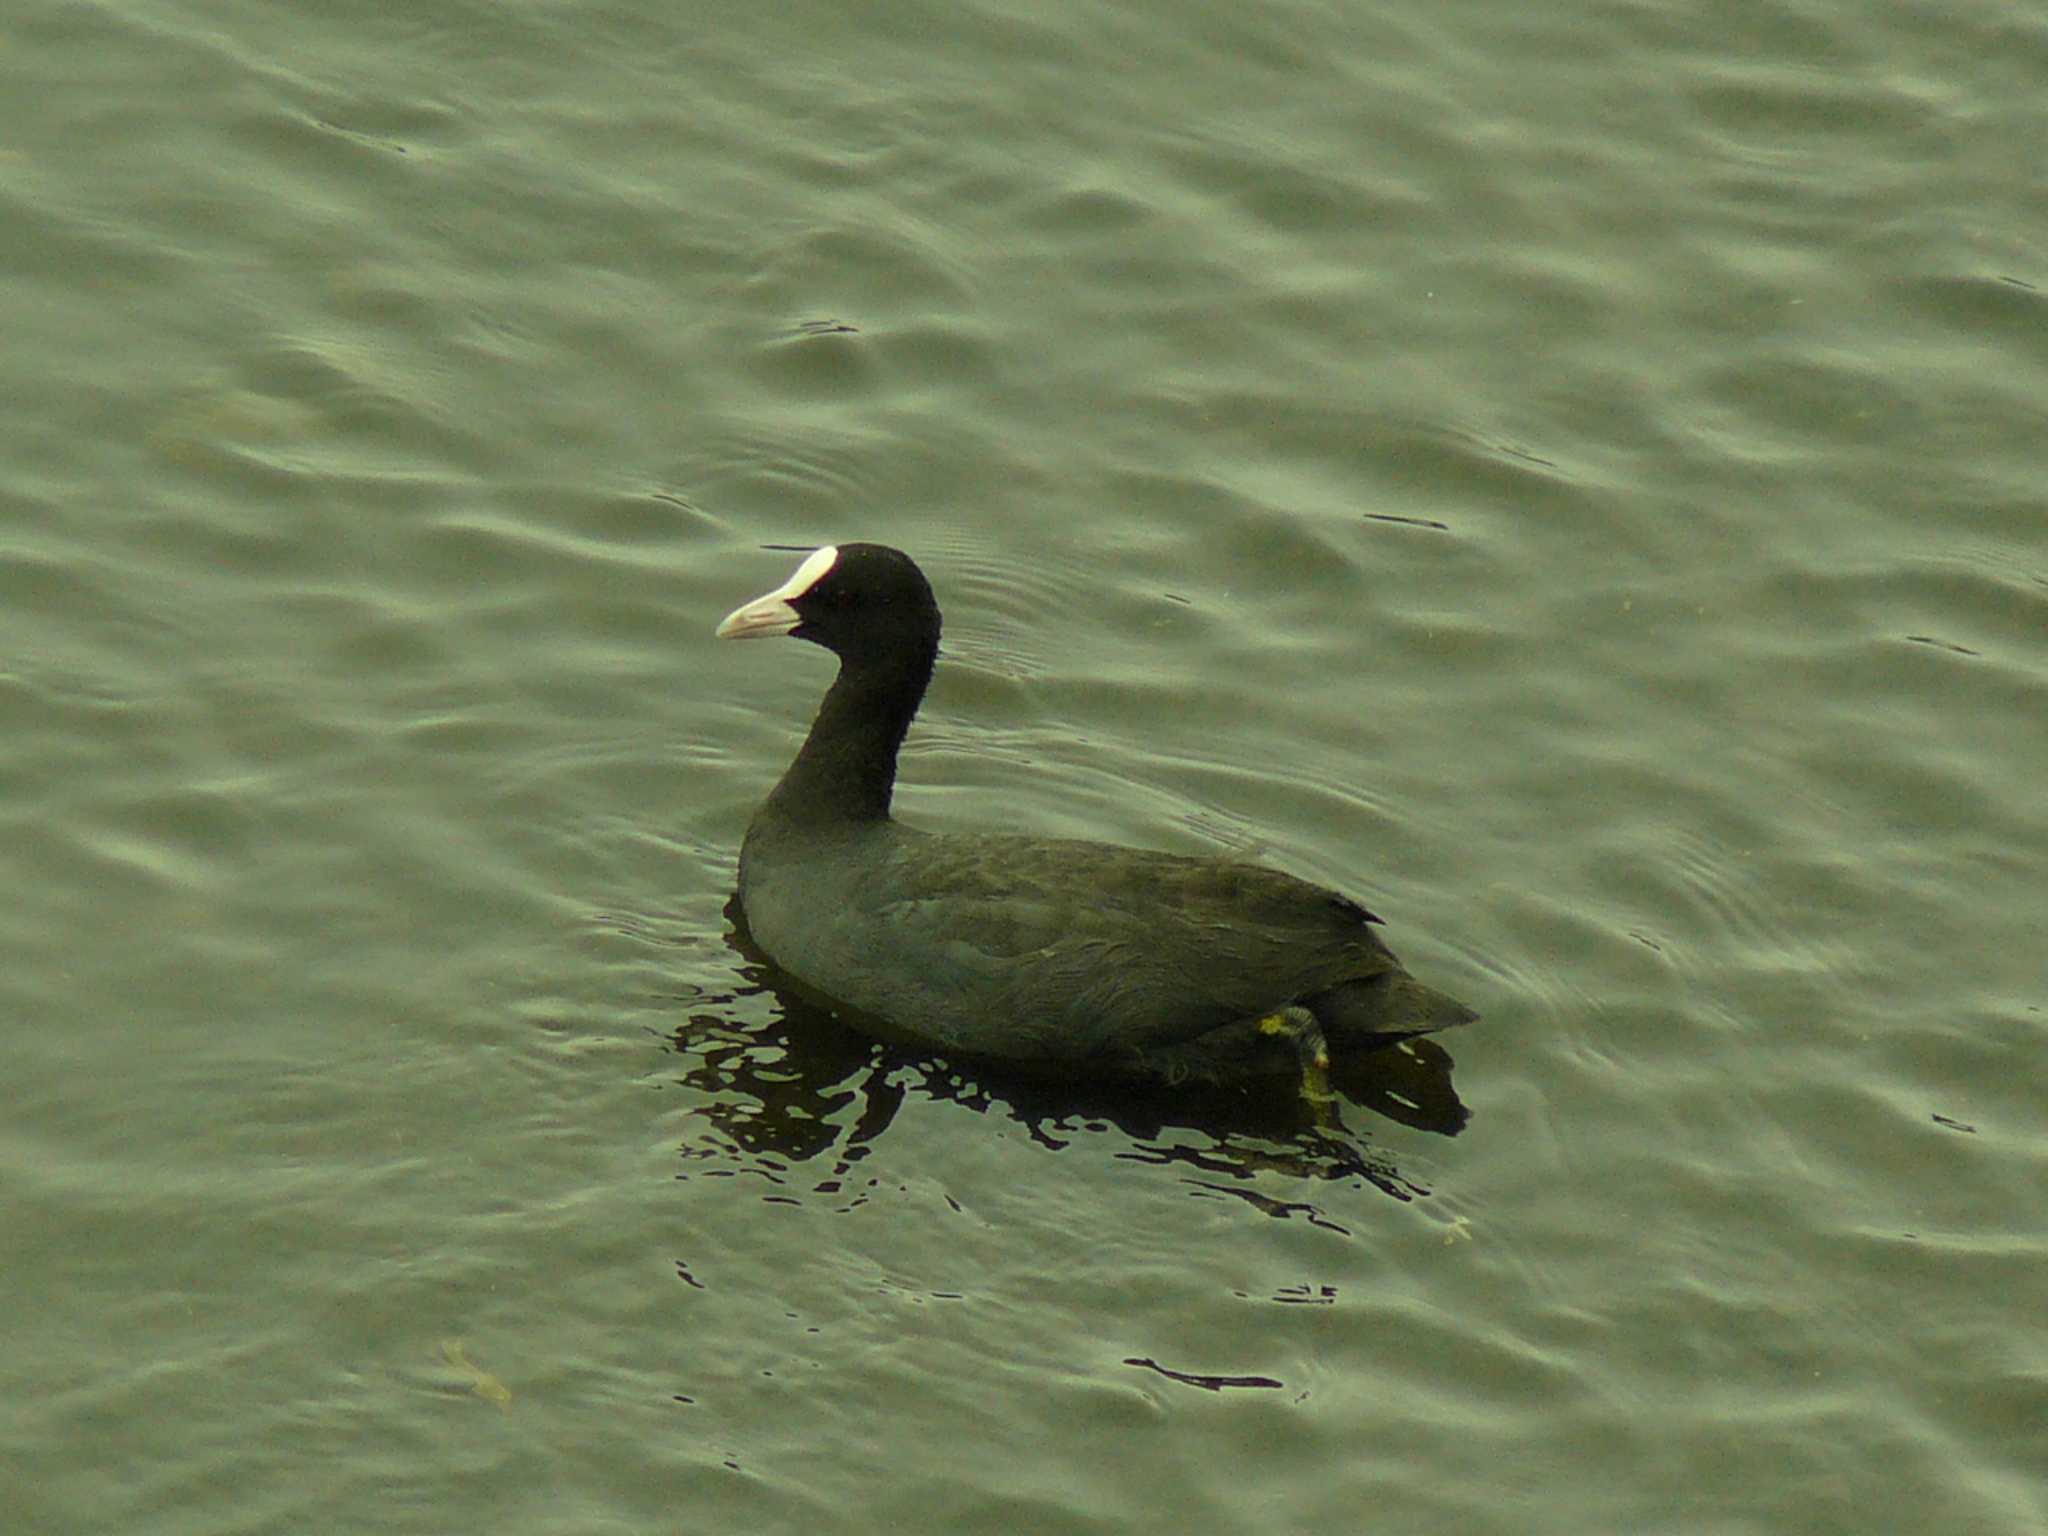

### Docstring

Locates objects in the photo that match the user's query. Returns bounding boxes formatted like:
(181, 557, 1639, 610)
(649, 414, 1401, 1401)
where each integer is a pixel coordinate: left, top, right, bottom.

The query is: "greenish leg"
(1257, 1006, 1336, 1124)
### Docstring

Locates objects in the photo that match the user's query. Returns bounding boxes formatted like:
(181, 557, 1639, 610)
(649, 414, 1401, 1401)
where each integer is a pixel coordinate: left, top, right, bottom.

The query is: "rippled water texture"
(3, 1, 2043, 1531)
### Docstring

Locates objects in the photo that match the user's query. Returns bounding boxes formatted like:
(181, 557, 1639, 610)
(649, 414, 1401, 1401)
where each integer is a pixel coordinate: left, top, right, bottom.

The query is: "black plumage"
(717, 543, 1474, 1085)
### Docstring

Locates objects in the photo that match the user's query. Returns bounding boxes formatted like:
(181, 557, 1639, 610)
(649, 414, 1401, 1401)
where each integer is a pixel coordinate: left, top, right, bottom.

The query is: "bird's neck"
(764, 642, 935, 825)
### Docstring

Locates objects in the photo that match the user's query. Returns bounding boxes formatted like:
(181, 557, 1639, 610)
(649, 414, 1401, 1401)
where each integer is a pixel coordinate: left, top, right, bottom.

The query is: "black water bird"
(717, 543, 1474, 1087)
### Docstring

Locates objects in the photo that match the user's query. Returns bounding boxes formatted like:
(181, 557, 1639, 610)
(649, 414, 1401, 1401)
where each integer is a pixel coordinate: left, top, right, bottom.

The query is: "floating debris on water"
(440, 1339, 512, 1411)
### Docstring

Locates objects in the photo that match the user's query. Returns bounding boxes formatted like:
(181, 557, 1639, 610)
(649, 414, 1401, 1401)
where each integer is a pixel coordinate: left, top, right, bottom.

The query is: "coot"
(717, 543, 1474, 1086)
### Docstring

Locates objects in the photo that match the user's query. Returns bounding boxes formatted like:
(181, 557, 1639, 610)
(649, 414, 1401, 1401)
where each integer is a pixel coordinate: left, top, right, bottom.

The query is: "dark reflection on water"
(664, 900, 1467, 1218)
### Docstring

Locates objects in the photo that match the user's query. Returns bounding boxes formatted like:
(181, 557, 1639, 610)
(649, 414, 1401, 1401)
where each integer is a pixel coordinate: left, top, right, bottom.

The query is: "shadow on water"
(662, 899, 1468, 1224)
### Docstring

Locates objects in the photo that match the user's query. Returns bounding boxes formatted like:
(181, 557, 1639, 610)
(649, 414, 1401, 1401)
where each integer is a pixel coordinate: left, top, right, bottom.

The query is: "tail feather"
(1308, 971, 1476, 1048)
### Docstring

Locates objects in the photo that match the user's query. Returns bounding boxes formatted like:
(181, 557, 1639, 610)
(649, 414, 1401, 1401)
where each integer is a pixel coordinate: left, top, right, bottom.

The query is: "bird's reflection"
(668, 896, 1467, 1218)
